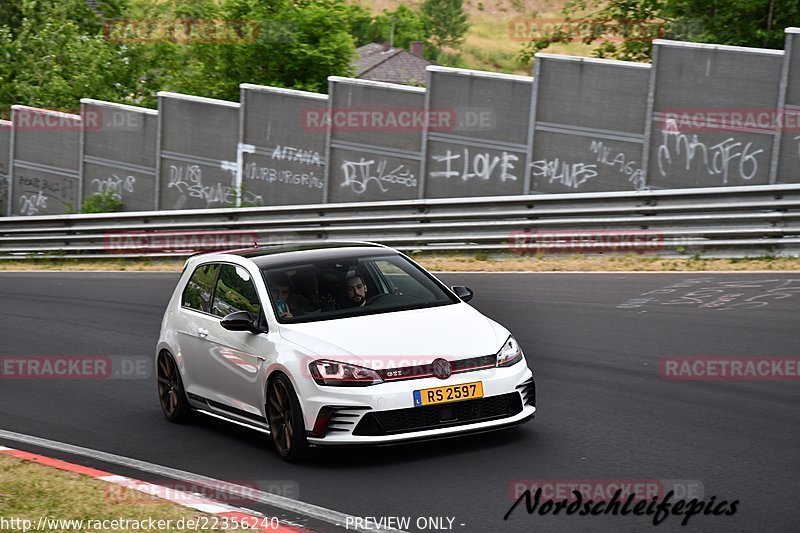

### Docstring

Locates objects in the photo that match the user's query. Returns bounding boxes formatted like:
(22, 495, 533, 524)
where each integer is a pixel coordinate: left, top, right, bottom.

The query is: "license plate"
(413, 382, 483, 406)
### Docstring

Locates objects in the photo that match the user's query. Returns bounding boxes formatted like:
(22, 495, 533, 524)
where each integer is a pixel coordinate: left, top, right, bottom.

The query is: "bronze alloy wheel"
(157, 351, 191, 422)
(267, 374, 308, 462)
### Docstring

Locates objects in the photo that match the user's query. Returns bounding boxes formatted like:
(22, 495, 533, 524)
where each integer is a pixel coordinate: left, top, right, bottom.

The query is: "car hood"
(277, 303, 508, 365)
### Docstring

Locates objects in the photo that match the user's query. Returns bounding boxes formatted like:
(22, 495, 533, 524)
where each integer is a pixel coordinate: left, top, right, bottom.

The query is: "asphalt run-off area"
(0, 271, 798, 533)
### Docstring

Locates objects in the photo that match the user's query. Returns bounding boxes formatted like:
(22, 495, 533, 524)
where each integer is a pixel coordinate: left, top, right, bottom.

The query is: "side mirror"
(220, 311, 263, 334)
(451, 286, 474, 303)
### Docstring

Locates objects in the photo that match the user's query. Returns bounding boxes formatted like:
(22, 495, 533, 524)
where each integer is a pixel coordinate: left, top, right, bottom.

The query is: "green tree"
(666, 0, 800, 49)
(176, 0, 356, 99)
(0, 0, 138, 112)
(339, 2, 374, 47)
(368, 5, 427, 50)
(421, 0, 470, 58)
(0, 0, 359, 114)
(519, 0, 800, 65)
(519, 0, 667, 63)
(0, 1, 25, 36)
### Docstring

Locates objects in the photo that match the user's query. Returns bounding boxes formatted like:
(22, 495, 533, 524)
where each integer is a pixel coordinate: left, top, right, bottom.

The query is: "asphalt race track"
(1, 271, 799, 533)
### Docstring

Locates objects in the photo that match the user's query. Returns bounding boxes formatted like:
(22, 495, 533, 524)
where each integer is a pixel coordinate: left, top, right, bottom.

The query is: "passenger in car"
(293, 269, 337, 312)
(267, 273, 296, 318)
(266, 274, 303, 316)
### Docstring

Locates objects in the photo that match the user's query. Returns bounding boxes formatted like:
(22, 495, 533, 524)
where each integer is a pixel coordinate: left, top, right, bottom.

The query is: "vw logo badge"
(432, 358, 452, 380)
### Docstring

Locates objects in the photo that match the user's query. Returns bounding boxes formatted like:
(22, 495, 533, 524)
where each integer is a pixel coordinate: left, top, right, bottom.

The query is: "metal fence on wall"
(10, 106, 82, 217)
(239, 84, 328, 206)
(2, 28, 800, 217)
(424, 66, 532, 199)
(0, 119, 10, 216)
(326, 77, 426, 203)
(81, 99, 158, 212)
(778, 27, 800, 184)
(157, 92, 241, 211)
(644, 40, 785, 189)
(530, 55, 650, 193)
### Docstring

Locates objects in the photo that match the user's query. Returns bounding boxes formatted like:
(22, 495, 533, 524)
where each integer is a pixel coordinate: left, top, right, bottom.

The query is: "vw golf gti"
(156, 242, 535, 461)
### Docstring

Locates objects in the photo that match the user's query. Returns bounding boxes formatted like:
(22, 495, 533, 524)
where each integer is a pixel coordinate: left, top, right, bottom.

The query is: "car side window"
(373, 259, 435, 299)
(211, 264, 262, 318)
(182, 263, 221, 313)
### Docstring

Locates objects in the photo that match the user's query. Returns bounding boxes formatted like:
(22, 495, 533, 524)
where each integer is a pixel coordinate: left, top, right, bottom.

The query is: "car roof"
(189, 241, 397, 269)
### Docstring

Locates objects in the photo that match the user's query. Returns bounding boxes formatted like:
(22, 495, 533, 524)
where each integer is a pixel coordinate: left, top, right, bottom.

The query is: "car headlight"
(497, 336, 524, 367)
(308, 359, 383, 386)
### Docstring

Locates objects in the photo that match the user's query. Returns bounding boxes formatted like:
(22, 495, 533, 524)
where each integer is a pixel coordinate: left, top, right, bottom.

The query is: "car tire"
(267, 373, 309, 462)
(157, 351, 192, 423)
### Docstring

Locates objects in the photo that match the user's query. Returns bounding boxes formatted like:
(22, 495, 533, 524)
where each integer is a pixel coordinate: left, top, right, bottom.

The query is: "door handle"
(197, 328, 209, 338)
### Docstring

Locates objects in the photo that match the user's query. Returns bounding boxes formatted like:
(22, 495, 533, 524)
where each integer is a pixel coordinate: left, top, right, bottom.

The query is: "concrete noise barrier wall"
(777, 27, 800, 184)
(423, 66, 532, 198)
(3, 28, 800, 217)
(81, 99, 158, 212)
(326, 77, 425, 203)
(645, 40, 784, 189)
(239, 84, 327, 206)
(0, 120, 10, 216)
(157, 92, 242, 210)
(10, 106, 81, 216)
(529, 55, 650, 193)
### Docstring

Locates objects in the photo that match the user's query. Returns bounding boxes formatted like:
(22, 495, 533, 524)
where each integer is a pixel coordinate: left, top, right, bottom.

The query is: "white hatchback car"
(156, 242, 535, 461)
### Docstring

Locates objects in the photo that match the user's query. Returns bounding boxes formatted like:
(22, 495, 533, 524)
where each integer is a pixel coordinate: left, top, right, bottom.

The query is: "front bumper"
(300, 363, 535, 445)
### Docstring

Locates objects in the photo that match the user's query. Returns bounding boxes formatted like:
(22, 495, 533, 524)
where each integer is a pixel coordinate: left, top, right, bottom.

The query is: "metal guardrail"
(1, 184, 799, 259)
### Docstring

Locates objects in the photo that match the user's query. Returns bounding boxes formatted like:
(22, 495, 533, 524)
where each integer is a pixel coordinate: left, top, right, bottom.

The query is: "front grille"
(352, 393, 523, 436)
(375, 355, 496, 382)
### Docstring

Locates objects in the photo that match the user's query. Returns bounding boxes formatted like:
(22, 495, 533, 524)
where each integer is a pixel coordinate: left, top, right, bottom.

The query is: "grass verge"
(358, 0, 596, 74)
(460, 10, 594, 74)
(0, 453, 240, 532)
(0, 254, 799, 272)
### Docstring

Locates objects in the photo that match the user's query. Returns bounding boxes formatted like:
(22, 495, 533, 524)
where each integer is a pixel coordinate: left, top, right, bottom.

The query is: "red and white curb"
(0, 446, 304, 533)
(0, 428, 404, 533)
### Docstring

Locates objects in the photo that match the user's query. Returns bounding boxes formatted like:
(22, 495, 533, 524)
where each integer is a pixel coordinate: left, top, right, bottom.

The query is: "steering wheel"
(366, 293, 393, 305)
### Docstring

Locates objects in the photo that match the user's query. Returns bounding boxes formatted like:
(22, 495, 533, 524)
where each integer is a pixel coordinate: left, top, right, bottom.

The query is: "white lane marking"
(98, 474, 238, 514)
(98, 474, 133, 482)
(0, 428, 407, 533)
(188, 502, 237, 514)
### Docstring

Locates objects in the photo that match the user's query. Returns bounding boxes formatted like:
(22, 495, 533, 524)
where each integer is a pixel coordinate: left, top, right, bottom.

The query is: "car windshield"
(261, 253, 458, 323)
